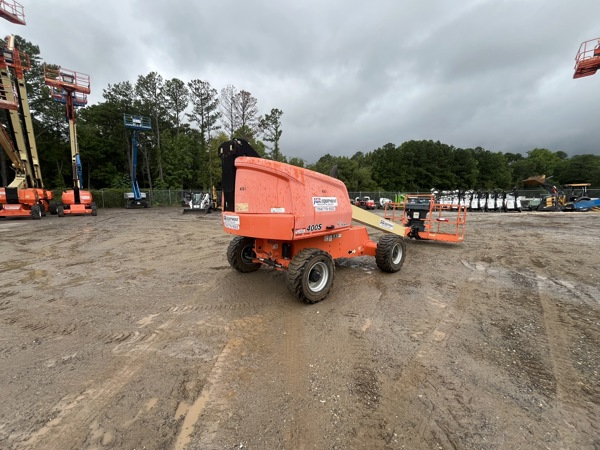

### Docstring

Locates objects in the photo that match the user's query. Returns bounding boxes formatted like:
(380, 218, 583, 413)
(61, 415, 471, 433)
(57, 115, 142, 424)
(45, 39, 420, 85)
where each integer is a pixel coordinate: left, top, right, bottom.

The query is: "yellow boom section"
(351, 205, 405, 237)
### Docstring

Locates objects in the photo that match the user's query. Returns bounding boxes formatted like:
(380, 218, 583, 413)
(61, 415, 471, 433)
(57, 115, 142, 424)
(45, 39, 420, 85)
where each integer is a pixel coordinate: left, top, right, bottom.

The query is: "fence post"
(169, 189, 171, 206)
(102, 190, 105, 208)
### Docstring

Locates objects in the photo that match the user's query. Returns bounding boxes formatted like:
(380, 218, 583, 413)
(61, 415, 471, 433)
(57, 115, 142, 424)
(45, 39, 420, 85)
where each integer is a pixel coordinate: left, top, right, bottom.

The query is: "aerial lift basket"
(385, 193, 466, 242)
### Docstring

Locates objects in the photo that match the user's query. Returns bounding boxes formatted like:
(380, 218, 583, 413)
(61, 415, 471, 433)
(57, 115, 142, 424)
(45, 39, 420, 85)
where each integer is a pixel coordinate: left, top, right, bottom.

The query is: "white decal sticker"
(312, 197, 338, 208)
(270, 207, 285, 213)
(379, 219, 394, 230)
(224, 215, 240, 230)
(295, 228, 306, 235)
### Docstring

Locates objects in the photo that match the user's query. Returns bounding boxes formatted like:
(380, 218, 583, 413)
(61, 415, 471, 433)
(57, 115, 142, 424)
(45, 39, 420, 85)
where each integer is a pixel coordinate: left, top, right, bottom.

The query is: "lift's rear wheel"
(91, 203, 98, 216)
(287, 249, 334, 304)
(227, 236, 261, 273)
(57, 206, 65, 217)
(376, 234, 406, 273)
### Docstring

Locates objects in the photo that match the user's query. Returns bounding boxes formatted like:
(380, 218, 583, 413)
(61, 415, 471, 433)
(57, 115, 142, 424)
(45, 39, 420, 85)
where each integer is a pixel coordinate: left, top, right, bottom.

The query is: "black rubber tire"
(227, 236, 261, 273)
(31, 205, 41, 220)
(286, 249, 334, 304)
(48, 201, 58, 215)
(57, 206, 65, 217)
(39, 202, 47, 217)
(376, 234, 406, 273)
(91, 203, 98, 216)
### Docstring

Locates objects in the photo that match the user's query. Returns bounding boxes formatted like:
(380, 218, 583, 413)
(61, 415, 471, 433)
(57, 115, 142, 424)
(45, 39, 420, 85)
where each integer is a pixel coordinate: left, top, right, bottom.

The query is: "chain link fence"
(51, 189, 221, 208)
(349, 188, 600, 202)
(48, 187, 598, 209)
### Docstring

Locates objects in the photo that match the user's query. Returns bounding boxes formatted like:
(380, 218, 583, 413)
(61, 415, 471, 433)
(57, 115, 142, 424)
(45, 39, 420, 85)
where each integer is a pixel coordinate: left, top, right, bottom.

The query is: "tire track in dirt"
(12, 285, 280, 449)
(280, 308, 316, 449)
(365, 235, 507, 449)
(353, 285, 472, 449)
(528, 273, 599, 448)
(173, 312, 274, 449)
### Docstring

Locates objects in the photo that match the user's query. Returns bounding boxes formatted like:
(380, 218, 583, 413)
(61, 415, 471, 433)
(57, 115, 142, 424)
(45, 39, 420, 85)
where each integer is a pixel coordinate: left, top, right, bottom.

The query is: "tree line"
(1, 35, 599, 193)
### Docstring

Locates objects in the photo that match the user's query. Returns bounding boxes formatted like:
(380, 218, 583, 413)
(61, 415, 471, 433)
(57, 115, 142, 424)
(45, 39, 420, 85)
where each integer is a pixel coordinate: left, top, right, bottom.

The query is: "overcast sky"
(4, 0, 600, 163)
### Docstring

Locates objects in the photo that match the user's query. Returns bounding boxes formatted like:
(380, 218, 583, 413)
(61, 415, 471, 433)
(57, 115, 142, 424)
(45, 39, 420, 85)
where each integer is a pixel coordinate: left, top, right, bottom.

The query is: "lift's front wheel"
(31, 205, 41, 220)
(227, 236, 261, 273)
(287, 249, 334, 304)
(376, 234, 406, 273)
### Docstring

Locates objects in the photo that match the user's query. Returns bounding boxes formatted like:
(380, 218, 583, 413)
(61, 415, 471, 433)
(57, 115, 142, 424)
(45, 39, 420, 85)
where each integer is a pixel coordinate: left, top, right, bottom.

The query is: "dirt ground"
(0, 207, 599, 450)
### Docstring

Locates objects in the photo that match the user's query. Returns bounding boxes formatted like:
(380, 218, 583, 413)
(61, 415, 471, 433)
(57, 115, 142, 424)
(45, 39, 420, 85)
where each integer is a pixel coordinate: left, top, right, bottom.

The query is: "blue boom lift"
(123, 114, 151, 208)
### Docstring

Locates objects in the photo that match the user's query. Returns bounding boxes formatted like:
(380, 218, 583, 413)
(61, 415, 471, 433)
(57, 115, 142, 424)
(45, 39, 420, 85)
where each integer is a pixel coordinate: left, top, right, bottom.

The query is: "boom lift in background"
(0, 6, 53, 219)
(43, 64, 96, 216)
(571, 38, 600, 212)
(123, 114, 151, 208)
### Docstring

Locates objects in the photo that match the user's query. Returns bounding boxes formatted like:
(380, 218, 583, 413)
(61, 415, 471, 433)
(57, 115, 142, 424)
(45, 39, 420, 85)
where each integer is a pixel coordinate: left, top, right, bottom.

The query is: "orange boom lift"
(219, 139, 408, 304)
(43, 65, 96, 216)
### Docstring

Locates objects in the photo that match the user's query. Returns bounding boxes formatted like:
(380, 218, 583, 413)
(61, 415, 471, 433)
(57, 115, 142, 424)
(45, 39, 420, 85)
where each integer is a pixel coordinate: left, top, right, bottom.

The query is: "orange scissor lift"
(219, 139, 407, 304)
(384, 193, 467, 242)
(43, 65, 96, 216)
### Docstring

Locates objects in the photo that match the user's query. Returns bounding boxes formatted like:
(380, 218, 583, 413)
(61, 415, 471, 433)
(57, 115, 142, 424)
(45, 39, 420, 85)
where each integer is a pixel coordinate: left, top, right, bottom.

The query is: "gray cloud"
(4, 0, 600, 163)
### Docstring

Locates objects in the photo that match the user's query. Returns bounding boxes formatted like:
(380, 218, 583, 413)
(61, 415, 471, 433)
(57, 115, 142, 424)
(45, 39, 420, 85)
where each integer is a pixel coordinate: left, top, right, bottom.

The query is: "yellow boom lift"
(0, 5, 54, 219)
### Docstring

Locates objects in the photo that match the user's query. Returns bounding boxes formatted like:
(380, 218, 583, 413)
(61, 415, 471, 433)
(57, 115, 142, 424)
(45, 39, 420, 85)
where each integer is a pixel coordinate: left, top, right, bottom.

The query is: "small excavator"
(218, 138, 407, 304)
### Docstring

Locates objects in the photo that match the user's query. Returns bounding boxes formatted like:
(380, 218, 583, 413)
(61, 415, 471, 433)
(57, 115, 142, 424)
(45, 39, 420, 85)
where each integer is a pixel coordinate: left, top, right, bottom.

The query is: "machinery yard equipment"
(354, 196, 376, 210)
(219, 138, 407, 304)
(385, 193, 467, 242)
(522, 175, 599, 212)
(182, 191, 214, 214)
(0, 27, 53, 218)
(123, 114, 151, 208)
(44, 65, 96, 216)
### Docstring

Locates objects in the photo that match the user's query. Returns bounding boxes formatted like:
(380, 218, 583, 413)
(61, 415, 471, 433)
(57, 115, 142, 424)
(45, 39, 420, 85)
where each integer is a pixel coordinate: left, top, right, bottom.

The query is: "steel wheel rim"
(392, 243, 402, 264)
(308, 261, 329, 292)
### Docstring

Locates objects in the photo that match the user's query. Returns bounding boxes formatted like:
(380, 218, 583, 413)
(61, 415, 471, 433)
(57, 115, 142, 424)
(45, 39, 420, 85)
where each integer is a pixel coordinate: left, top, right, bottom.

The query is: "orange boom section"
(225, 156, 352, 241)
